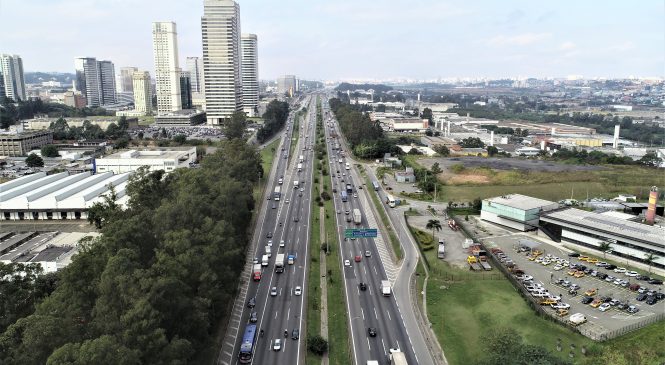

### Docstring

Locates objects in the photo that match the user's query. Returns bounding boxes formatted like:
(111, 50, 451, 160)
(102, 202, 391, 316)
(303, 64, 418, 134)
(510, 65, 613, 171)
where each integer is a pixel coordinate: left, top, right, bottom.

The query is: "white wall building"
(0, 54, 26, 101)
(202, 0, 243, 125)
(132, 71, 153, 114)
(118, 66, 138, 93)
(95, 147, 196, 174)
(481, 194, 560, 231)
(241, 33, 259, 117)
(152, 21, 182, 114)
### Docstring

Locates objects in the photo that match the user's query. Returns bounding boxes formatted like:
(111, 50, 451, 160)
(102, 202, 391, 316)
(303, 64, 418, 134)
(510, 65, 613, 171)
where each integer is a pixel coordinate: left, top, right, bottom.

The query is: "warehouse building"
(0, 171, 130, 221)
(94, 147, 196, 173)
(540, 208, 665, 269)
(481, 194, 560, 231)
(0, 130, 53, 157)
(0, 231, 99, 272)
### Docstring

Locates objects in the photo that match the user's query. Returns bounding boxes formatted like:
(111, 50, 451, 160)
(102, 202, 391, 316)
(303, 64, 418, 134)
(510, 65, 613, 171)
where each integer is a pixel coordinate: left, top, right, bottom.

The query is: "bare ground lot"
(420, 156, 604, 173)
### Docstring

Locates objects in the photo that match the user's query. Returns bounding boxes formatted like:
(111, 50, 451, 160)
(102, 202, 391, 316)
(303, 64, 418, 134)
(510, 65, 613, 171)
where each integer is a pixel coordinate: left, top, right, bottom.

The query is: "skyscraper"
(186, 57, 203, 94)
(0, 54, 26, 102)
(132, 71, 153, 114)
(241, 33, 259, 117)
(118, 66, 138, 93)
(98, 60, 117, 105)
(74, 57, 102, 107)
(152, 21, 182, 114)
(180, 71, 192, 109)
(202, 0, 243, 125)
(277, 75, 297, 97)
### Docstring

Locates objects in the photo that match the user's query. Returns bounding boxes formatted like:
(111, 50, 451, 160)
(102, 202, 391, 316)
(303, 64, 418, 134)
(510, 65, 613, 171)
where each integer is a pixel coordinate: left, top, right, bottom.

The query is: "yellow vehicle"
(590, 299, 603, 308)
(574, 271, 586, 278)
(540, 299, 557, 305)
(532, 250, 543, 256)
(467, 256, 478, 264)
(567, 269, 577, 276)
(587, 258, 598, 264)
(584, 288, 597, 296)
(527, 255, 536, 261)
(556, 309, 569, 317)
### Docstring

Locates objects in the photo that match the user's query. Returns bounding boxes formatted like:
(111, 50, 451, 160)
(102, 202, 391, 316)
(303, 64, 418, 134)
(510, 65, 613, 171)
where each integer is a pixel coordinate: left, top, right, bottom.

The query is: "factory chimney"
(646, 186, 659, 225)
(447, 120, 451, 136)
(613, 125, 620, 149)
(490, 131, 494, 146)
(540, 140, 546, 150)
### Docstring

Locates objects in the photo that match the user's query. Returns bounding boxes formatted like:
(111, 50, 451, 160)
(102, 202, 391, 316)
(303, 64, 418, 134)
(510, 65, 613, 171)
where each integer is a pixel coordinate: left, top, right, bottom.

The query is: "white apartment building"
(202, 0, 243, 125)
(152, 21, 182, 114)
(241, 33, 259, 117)
(132, 71, 153, 114)
(0, 54, 26, 101)
(118, 66, 138, 93)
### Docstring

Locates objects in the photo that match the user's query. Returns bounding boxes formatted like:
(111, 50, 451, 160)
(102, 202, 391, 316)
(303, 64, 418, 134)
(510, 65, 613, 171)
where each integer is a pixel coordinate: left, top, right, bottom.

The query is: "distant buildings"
(202, 0, 243, 125)
(0, 130, 53, 157)
(152, 21, 182, 114)
(241, 33, 259, 116)
(155, 109, 206, 127)
(74, 57, 117, 107)
(0, 54, 26, 101)
(481, 194, 560, 231)
(118, 66, 138, 93)
(23, 117, 138, 131)
(95, 147, 197, 174)
(179, 71, 192, 109)
(63, 91, 86, 108)
(132, 71, 153, 114)
(97, 60, 117, 105)
(186, 56, 203, 94)
(277, 75, 297, 97)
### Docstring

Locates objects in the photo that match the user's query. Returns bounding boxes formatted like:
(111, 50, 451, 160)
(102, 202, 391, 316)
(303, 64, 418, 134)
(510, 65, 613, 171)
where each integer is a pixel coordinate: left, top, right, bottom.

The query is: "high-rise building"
(186, 57, 203, 94)
(241, 33, 259, 117)
(0, 54, 26, 102)
(74, 57, 102, 107)
(98, 60, 117, 105)
(118, 66, 138, 93)
(152, 21, 182, 114)
(180, 71, 192, 109)
(201, 0, 243, 125)
(132, 71, 153, 114)
(277, 75, 297, 97)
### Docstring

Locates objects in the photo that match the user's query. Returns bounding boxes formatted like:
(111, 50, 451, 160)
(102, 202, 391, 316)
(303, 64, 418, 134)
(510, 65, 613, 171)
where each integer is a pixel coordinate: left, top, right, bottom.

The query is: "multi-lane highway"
(321, 96, 421, 365)
(230, 96, 317, 365)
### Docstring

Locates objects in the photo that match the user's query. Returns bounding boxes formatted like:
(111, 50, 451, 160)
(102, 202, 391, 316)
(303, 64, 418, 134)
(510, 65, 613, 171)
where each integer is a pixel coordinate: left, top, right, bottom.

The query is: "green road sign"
(344, 228, 378, 238)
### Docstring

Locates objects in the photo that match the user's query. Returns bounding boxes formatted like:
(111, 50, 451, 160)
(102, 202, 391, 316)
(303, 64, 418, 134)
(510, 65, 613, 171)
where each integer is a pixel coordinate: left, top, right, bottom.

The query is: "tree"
(408, 147, 422, 155)
(599, 240, 613, 259)
(638, 152, 662, 168)
(41, 145, 60, 158)
(223, 111, 247, 140)
(644, 253, 659, 274)
(459, 137, 485, 148)
(172, 134, 187, 144)
(425, 219, 442, 242)
(421, 107, 433, 125)
(307, 335, 328, 355)
(431, 162, 442, 174)
(433, 144, 450, 156)
(486, 145, 498, 157)
(25, 153, 44, 167)
(472, 198, 482, 211)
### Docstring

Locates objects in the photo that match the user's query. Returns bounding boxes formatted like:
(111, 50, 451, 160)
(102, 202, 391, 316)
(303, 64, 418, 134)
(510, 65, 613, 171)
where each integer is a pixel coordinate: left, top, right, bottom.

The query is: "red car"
(354, 255, 362, 262)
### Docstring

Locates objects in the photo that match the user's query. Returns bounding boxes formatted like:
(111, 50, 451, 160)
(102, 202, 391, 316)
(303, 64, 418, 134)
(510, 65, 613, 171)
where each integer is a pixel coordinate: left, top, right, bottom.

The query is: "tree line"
(0, 138, 262, 364)
(256, 100, 289, 143)
(1, 97, 112, 129)
(48, 116, 131, 141)
(548, 148, 662, 167)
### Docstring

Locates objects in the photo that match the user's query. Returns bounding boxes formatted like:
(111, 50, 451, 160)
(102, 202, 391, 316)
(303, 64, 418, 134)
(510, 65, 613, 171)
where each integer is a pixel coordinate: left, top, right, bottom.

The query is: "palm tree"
(644, 253, 659, 274)
(426, 219, 443, 243)
(599, 240, 613, 259)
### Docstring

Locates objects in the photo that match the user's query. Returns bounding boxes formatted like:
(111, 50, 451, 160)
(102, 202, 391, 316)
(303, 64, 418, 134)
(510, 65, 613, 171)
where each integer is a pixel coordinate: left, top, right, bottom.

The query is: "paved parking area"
(482, 234, 665, 336)
(407, 214, 469, 269)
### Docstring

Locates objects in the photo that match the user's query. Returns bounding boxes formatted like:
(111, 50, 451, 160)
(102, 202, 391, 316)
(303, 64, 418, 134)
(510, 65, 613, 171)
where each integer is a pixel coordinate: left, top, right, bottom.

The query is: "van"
(265, 245, 272, 258)
(261, 254, 269, 266)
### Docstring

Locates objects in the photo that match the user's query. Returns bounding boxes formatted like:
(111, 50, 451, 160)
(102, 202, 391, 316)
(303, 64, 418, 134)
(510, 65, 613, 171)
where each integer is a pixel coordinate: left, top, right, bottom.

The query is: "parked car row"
(580, 295, 640, 313)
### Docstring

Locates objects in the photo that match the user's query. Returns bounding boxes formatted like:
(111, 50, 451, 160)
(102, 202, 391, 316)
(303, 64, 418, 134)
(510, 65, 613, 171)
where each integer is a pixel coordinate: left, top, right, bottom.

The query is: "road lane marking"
(374, 307, 378, 319)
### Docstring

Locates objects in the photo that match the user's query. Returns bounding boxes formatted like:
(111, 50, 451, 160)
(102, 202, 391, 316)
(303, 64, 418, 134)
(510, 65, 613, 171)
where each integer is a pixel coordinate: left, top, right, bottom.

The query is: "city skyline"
(1, 0, 663, 80)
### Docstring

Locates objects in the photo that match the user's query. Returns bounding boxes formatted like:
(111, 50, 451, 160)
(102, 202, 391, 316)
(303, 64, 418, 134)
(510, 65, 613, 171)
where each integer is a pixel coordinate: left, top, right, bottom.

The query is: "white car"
(279, 240, 285, 248)
(625, 271, 639, 277)
(344, 260, 351, 267)
(547, 295, 562, 302)
(353, 193, 358, 198)
(598, 303, 611, 312)
(285, 199, 290, 204)
(294, 286, 302, 296)
(614, 267, 627, 273)
(551, 303, 571, 310)
(300, 188, 304, 192)
(270, 287, 277, 296)
(268, 240, 273, 247)
(517, 274, 533, 281)
(553, 265, 563, 271)
(273, 339, 282, 351)
(532, 291, 550, 298)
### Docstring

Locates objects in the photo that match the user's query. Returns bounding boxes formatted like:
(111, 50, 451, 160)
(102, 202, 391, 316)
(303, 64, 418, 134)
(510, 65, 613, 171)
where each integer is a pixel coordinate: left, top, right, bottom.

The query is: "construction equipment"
(467, 256, 482, 271)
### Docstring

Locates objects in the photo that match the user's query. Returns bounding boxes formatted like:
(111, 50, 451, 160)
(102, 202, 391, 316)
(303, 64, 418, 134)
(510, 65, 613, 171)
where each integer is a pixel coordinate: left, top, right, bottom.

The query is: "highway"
(230, 95, 317, 365)
(321, 96, 421, 365)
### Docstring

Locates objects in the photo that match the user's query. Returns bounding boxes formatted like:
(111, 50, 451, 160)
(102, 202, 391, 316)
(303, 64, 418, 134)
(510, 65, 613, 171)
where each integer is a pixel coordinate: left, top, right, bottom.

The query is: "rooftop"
(485, 194, 558, 211)
(101, 147, 196, 160)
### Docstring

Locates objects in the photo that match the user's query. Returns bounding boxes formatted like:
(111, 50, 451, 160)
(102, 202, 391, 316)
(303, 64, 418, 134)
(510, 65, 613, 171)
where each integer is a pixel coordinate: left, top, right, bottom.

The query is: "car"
(253, 257, 259, 264)
(551, 302, 571, 310)
(570, 283, 581, 290)
(568, 252, 580, 257)
(532, 291, 550, 298)
(613, 278, 622, 285)
(285, 198, 290, 204)
(638, 287, 649, 294)
(517, 274, 533, 281)
(567, 269, 577, 276)
(609, 299, 621, 306)
(637, 293, 648, 301)
(300, 188, 304, 192)
(617, 302, 629, 310)
(291, 329, 299, 340)
(614, 267, 627, 273)
(267, 232, 273, 238)
(547, 294, 562, 302)
(367, 327, 377, 337)
(598, 303, 611, 312)
(605, 275, 615, 282)
(648, 279, 663, 285)
(540, 298, 557, 305)
(597, 272, 608, 280)
(646, 296, 658, 305)
(294, 286, 302, 296)
(600, 296, 612, 303)
(560, 280, 571, 287)
(272, 204, 277, 209)
(279, 240, 285, 248)
(365, 250, 371, 257)
(553, 265, 563, 271)
(584, 288, 597, 296)
(636, 275, 650, 281)
(353, 255, 362, 262)
(299, 192, 303, 197)
(596, 262, 608, 267)
(627, 305, 640, 314)
(353, 193, 358, 198)
(556, 308, 569, 317)
(270, 287, 278, 296)
(590, 299, 603, 308)
(273, 339, 282, 351)
(359, 282, 367, 291)
(590, 270, 598, 277)
(625, 271, 639, 277)
(579, 255, 589, 261)
(344, 260, 351, 267)
(337, 210, 341, 214)
(345, 210, 350, 215)
(574, 271, 586, 278)
(629, 283, 641, 291)
(587, 258, 599, 264)
(247, 297, 256, 308)
(249, 311, 258, 323)
(268, 240, 273, 247)
(604, 264, 617, 270)
(656, 292, 665, 300)
(580, 296, 593, 304)
(267, 195, 272, 200)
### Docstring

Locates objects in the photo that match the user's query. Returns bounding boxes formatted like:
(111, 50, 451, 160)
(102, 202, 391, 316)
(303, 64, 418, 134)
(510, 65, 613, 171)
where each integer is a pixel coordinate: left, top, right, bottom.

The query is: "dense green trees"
(0, 140, 261, 364)
(48, 117, 130, 141)
(459, 137, 485, 148)
(40, 145, 60, 157)
(1, 97, 112, 127)
(257, 100, 289, 143)
(476, 327, 571, 365)
(224, 111, 248, 140)
(549, 148, 658, 166)
(25, 153, 44, 167)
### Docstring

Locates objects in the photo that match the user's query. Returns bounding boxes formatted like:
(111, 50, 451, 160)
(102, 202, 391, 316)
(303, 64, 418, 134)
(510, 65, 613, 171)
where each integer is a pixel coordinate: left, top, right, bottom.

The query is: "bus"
(274, 186, 281, 201)
(387, 194, 396, 208)
(341, 191, 348, 202)
(372, 181, 380, 191)
(238, 324, 257, 363)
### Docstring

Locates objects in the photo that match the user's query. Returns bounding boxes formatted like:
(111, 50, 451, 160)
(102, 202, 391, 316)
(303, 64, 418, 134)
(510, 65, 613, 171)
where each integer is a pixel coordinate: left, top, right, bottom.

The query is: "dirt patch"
(447, 174, 490, 184)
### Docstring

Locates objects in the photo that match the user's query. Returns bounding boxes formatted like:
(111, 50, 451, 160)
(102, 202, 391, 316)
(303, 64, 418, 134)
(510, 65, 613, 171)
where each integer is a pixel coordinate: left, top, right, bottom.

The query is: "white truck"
(366, 361, 379, 365)
(381, 280, 391, 296)
(438, 243, 445, 259)
(299, 155, 304, 163)
(265, 245, 271, 258)
(297, 163, 303, 172)
(390, 351, 408, 365)
(294, 180, 299, 189)
(275, 253, 285, 273)
(261, 254, 269, 267)
(353, 208, 362, 225)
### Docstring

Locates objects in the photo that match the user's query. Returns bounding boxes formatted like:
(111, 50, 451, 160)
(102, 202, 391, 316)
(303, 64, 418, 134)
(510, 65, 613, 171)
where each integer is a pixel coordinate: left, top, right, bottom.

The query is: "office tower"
(0, 54, 26, 102)
(180, 71, 192, 109)
(186, 57, 203, 94)
(118, 66, 138, 93)
(74, 57, 102, 107)
(241, 33, 259, 117)
(98, 60, 117, 105)
(277, 75, 296, 97)
(201, 0, 243, 125)
(152, 21, 182, 114)
(132, 71, 153, 114)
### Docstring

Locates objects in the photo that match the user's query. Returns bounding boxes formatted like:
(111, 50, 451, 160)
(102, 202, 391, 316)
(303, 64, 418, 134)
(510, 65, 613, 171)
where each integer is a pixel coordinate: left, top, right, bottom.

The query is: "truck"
(437, 243, 445, 259)
(274, 186, 281, 201)
(261, 254, 269, 266)
(381, 280, 391, 296)
(366, 362, 379, 365)
(297, 163, 303, 172)
(467, 256, 482, 271)
(265, 245, 271, 258)
(299, 155, 304, 163)
(390, 351, 408, 365)
(275, 253, 285, 273)
(569, 313, 587, 326)
(287, 254, 295, 265)
(353, 208, 362, 225)
(341, 190, 348, 202)
(252, 264, 262, 281)
(346, 184, 353, 193)
(294, 180, 299, 189)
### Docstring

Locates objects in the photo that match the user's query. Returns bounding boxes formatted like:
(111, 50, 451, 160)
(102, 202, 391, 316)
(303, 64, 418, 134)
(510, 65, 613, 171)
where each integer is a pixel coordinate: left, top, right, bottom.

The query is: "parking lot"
(482, 234, 665, 338)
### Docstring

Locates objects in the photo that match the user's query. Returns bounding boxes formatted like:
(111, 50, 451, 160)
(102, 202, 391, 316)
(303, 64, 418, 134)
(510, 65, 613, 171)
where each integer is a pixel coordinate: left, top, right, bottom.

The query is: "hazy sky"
(2, 0, 663, 80)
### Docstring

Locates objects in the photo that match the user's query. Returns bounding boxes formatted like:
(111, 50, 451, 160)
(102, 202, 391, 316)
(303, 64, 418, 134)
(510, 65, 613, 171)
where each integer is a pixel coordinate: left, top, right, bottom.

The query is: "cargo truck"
(294, 181, 299, 189)
(274, 186, 281, 201)
(275, 253, 285, 273)
(353, 208, 362, 225)
(381, 280, 391, 296)
(297, 163, 303, 172)
(252, 264, 262, 281)
(438, 244, 445, 259)
(299, 155, 304, 163)
(265, 245, 271, 258)
(390, 351, 408, 365)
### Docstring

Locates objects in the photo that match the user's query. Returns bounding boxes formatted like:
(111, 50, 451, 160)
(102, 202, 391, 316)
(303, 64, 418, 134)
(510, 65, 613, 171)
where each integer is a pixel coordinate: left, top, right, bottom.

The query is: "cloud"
(487, 32, 552, 46)
(559, 41, 576, 51)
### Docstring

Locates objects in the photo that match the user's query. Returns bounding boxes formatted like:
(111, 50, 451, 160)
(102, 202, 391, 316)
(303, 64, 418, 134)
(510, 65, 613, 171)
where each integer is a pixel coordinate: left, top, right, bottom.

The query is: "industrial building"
(155, 109, 206, 126)
(0, 231, 99, 272)
(481, 194, 560, 231)
(540, 208, 665, 269)
(94, 147, 196, 174)
(0, 172, 130, 221)
(0, 130, 53, 157)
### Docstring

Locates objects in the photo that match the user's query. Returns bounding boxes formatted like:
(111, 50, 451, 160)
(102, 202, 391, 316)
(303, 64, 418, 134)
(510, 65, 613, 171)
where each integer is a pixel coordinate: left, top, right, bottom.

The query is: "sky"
(1, 0, 664, 81)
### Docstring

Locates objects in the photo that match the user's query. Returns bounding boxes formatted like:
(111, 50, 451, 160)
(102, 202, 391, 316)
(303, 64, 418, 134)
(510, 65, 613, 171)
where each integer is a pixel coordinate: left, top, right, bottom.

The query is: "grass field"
(408, 221, 665, 365)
